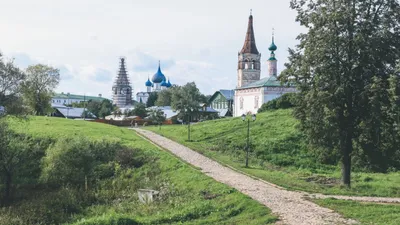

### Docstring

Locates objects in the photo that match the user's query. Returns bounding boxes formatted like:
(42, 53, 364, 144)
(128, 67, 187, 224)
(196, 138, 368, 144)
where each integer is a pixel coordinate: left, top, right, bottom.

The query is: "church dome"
(268, 40, 277, 51)
(151, 62, 166, 83)
(160, 78, 168, 87)
(166, 79, 172, 88)
(145, 78, 152, 87)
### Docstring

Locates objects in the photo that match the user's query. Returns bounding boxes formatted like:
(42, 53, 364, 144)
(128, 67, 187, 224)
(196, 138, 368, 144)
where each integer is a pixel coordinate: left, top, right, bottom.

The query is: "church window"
(240, 97, 244, 109)
(254, 96, 259, 109)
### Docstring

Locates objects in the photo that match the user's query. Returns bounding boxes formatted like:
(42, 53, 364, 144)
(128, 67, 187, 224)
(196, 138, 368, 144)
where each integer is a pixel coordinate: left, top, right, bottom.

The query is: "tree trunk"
(3, 171, 12, 206)
(341, 131, 353, 187)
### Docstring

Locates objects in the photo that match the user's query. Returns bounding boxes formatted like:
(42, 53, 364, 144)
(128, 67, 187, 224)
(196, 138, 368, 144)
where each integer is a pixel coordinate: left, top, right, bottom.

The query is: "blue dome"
(166, 79, 172, 88)
(145, 78, 152, 87)
(151, 63, 166, 83)
(160, 78, 168, 87)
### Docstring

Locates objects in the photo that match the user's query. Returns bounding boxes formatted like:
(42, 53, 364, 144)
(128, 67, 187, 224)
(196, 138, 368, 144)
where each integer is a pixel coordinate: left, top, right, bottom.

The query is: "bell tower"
(237, 11, 261, 88)
(267, 30, 278, 77)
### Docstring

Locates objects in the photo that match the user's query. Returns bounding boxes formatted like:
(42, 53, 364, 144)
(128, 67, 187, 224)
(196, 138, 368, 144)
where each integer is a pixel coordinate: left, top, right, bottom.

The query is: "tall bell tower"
(237, 11, 261, 88)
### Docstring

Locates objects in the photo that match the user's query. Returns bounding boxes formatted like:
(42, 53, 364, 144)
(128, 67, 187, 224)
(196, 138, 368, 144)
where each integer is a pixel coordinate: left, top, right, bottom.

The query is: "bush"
(258, 93, 297, 113)
(41, 138, 120, 188)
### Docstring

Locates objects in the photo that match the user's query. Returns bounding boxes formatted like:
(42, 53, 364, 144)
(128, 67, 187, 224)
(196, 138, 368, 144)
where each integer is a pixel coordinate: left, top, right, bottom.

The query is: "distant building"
(136, 61, 173, 104)
(208, 90, 234, 117)
(51, 103, 96, 119)
(52, 93, 107, 105)
(234, 13, 296, 117)
(112, 57, 133, 108)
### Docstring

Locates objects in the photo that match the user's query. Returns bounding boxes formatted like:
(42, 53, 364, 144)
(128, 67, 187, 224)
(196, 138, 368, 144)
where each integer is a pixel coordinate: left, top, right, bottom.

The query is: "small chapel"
(233, 12, 296, 117)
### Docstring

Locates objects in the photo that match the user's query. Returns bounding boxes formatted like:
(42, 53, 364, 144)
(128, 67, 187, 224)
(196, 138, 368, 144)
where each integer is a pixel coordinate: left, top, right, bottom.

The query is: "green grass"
(145, 109, 400, 197)
(311, 198, 400, 225)
(6, 116, 277, 225)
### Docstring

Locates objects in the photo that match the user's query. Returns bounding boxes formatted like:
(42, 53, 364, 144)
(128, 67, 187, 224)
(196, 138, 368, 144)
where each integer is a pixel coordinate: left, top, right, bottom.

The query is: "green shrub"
(258, 93, 297, 113)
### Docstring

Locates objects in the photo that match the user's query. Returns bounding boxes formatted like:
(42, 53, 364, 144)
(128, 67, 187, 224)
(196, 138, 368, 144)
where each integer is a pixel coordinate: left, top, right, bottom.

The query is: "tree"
(146, 92, 158, 107)
(132, 103, 148, 118)
(282, 0, 400, 186)
(0, 53, 26, 115)
(22, 64, 60, 115)
(149, 108, 166, 130)
(98, 99, 114, 118)
(171, 82, 202, 122)
(156, 88, 173, 106)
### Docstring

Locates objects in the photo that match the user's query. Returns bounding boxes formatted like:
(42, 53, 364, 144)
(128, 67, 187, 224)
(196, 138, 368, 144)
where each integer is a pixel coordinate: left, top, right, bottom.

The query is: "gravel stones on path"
(134, 128, 358, 225)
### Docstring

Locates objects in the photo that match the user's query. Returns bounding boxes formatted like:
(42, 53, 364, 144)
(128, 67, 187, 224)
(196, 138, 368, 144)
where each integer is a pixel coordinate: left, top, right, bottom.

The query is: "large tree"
(282, 0, 400, 186)
(0, 53, 26, 115)
(171, 82, 202, 122)
(22, 64, 60, 115)
(155, 88, 173, 106)
(146, 92, 158, 107)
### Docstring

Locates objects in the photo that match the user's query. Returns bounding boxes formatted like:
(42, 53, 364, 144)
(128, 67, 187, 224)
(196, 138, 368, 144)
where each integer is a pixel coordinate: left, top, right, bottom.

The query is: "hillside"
(4, 117, 277, 225)
(146, 109, 400, 197)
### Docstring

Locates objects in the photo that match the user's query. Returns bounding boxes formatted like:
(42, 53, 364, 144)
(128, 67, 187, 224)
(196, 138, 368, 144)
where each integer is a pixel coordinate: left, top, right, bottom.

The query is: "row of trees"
(282, 0, 400, 186)
(0, 53, 60, 116)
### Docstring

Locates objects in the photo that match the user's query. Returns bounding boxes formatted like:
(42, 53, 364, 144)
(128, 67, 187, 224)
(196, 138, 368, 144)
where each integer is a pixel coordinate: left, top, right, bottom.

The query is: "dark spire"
(240, 12, 259, 55)
(114, 57, 130, 86)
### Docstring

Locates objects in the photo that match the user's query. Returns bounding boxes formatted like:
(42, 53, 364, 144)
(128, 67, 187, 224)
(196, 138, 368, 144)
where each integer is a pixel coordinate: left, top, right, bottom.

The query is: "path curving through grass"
(134, 128, 358, 225)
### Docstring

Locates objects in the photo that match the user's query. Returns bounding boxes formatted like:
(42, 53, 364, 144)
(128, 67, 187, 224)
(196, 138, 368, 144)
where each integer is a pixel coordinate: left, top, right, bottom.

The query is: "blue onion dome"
(145, 78, 152, 87)
(166, 79, 172, 88)
(151, 61, 166, 83)
(160, 78, 168, 87)
(268, 39, 277, 52)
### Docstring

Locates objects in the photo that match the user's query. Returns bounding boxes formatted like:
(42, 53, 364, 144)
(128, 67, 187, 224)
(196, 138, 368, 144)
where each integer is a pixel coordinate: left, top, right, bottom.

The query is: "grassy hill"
(3, 117, 277, 225)
(146, 109, 400, 197)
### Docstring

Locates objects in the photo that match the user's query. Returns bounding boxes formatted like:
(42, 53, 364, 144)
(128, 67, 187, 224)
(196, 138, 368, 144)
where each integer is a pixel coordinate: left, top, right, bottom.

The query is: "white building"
(233, 13, 296, 117)
(52, 93, 107, 105)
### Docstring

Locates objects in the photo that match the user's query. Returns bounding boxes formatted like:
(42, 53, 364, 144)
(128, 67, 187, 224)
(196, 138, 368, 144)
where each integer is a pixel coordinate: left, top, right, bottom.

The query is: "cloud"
(128, 50, 175, 72)
(10, 53, 37, 68)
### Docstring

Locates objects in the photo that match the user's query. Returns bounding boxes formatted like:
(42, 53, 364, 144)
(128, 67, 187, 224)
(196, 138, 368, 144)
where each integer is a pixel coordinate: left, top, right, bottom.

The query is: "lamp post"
(66, 93, 70, 119)
(242, 113, 256, 168)
(187, 109, 191, 142)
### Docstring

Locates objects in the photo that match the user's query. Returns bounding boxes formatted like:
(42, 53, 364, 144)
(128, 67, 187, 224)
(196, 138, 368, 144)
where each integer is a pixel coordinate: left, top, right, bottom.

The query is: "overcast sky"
(0, 0, 304, 99)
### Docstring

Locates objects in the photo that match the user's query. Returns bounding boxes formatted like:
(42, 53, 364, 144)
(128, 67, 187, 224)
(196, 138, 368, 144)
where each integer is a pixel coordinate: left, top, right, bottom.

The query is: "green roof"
(53, 93, 108, 102)
(237, 76, 294, 89)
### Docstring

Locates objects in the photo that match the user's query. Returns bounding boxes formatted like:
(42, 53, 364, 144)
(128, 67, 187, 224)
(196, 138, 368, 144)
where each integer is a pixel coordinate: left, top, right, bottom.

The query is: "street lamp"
(242, 113, 256, 168)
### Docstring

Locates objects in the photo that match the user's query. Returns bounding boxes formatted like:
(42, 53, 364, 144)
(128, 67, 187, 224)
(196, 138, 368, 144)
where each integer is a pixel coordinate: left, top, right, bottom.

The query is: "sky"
(0, 0, 304, 99)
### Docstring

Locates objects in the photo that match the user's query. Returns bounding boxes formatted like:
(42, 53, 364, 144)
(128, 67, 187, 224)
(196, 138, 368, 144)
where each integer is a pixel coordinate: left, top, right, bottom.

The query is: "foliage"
(146, 92, 158, 107)
(21, 64, 60, 115)
(0, 53, 27, 115)
(41, 138, 119, 188)
(171, 82, 202, 121)
(0, 119, 46, 205)
(258, 93, 297, 113)
(281, 0, 400, 186)
(148, 108, 166, 129)
(4, 116, 276, 224)
(131, 103, 148, 118)
(146, 109, 400, 197)
(312, 198, 400, 225)
(155, 88, 173, 106)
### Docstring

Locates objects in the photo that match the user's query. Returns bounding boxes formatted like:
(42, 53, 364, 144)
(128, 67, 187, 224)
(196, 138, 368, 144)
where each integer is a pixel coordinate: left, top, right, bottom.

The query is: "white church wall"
(234, 88, 263, 117)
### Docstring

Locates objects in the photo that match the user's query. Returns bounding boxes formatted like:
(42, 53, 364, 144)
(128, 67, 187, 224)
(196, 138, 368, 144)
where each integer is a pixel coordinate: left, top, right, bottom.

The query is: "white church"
(233, 13, 296, 117)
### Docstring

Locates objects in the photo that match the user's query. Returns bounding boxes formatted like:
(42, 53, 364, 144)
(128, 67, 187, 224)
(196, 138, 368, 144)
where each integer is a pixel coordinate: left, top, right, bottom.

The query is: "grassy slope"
(312, 198, 400, 225)
(8, 117, 277, 225)
(145, 109, 400, 197)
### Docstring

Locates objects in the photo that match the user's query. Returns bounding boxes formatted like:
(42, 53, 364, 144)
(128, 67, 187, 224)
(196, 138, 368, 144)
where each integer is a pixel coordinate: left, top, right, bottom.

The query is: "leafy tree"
(156, 88, 173, 106)
(146, 92, 158, 107)
(171, 82, 202, 122)
(149, 108, 166, 130)
(0, 53, 26, 115)
(132, 103, 148, 118)
(22, 64, 60, 115)
(282, 0, 400, 186)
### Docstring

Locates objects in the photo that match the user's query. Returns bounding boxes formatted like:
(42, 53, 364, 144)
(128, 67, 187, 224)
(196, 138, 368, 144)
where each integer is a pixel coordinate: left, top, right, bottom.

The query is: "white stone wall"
(136, 92, 149, 104)
(234, 88, 263, 116)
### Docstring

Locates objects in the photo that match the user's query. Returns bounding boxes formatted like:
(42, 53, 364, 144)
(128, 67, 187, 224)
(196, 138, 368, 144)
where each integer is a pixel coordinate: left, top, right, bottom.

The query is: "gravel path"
(134, 128, 358, 225)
